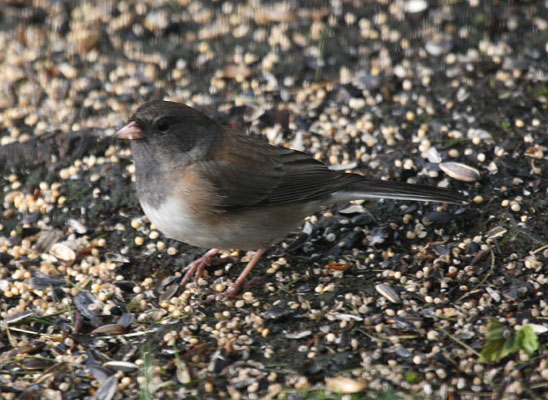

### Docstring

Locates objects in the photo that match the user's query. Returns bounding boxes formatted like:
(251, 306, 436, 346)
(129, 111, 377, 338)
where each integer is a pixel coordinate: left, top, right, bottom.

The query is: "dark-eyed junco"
(116, 100, 463, 297)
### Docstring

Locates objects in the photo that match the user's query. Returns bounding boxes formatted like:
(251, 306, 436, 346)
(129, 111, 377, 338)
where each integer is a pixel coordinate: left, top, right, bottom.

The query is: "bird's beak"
(115, 121, 143, 140)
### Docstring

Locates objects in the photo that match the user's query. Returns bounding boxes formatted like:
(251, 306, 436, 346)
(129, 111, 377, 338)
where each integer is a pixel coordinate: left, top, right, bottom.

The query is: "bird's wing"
(194, 128, 362, 210)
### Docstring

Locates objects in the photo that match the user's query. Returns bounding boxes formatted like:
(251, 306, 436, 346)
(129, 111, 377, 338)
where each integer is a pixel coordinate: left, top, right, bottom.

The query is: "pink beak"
(115, 121, 143, 140)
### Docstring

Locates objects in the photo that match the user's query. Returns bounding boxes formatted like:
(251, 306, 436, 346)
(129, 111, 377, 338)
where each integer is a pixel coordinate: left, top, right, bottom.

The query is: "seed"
(325, 377, 367, 393)
(473, 195, 483, 204)
(439, 162, 480, 182)
(375, 284, 401, 303)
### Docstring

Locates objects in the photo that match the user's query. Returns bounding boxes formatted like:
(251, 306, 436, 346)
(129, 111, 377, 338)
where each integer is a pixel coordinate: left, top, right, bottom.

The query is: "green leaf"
(480, 339, 506, 363)
(502, 336, 520, 356)
(484, 318, 505, 341)
(518, 325, 539, 355)
(480, 319, 540, 363)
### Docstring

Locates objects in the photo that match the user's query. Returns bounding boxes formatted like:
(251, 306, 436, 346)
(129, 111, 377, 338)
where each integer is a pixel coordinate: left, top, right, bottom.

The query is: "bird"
(116, 100, 463, 297)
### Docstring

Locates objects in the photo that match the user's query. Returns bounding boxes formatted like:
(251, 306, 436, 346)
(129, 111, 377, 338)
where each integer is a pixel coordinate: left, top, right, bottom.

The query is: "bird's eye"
(156, 120, 171, 132)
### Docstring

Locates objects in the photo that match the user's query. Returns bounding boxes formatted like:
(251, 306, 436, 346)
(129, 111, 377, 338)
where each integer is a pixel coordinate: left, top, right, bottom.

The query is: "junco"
(116, 100, 463, 297)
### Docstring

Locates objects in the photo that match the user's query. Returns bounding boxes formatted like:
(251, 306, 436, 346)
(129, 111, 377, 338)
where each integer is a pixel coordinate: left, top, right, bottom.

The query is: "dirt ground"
(0, 1, 547, 399)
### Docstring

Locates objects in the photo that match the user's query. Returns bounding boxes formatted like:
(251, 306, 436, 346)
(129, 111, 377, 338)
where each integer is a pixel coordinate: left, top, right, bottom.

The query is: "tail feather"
(334, 179, 464, 204)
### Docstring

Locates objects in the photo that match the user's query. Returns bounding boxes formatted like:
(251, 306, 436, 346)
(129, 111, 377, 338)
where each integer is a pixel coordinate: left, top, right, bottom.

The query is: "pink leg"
(222, 246, 268, 298)
(180, 248, 220, 288)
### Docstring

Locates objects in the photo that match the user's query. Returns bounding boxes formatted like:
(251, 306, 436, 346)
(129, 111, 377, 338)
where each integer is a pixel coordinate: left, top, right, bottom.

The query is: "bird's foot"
(217, 277, 262, 300)
(180, 248, 220, 288)
(216, 246, 268, 299)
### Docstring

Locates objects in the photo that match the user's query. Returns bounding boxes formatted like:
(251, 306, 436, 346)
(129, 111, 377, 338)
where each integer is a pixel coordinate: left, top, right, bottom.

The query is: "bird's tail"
(334, 178, 464, 204)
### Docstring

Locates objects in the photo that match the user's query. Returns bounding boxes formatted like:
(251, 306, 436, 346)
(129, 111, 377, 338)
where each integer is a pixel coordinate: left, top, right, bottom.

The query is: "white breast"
(139, 196, 322, 251)
(139, 196, 272, 250)
(140, 196, 212, 248)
